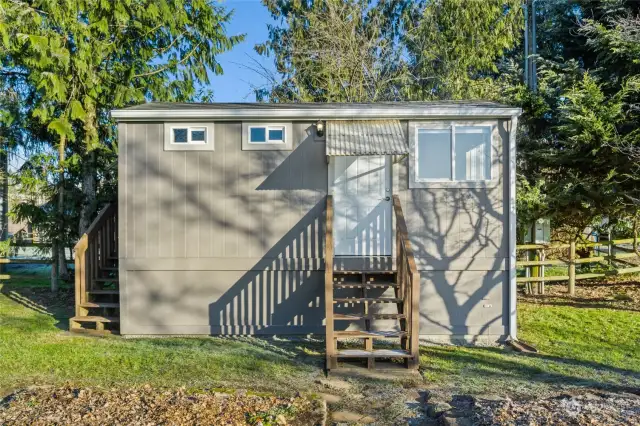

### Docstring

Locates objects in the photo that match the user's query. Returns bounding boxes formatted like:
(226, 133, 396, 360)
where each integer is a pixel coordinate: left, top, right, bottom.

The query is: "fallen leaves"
(0, 385, 323, 425)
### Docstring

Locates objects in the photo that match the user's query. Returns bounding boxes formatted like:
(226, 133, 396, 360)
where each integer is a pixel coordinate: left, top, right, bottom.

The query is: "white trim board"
(508, 114, 518, 340)
(112, 106, 523, 121)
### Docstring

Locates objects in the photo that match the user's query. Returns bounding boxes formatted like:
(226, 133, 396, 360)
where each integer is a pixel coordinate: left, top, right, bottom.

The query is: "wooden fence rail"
(516, 237, 639, 296)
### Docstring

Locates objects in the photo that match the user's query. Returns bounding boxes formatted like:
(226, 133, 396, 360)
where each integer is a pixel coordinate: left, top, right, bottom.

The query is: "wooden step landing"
(70, 315, 119, 323)
(334, 297, 402, 304)
(334, 282, 398, 289)
(87, 290, 119, 295)
(334, 330, 407, 339)
(334, 313, 405, 321)
(334, 270, 395, 275)
(337, 349, 411, 358)
(94, 277, 119, 283)
(79, 302, 120, 309)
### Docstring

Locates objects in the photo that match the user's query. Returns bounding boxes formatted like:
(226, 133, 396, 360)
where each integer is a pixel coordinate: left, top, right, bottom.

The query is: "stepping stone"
(317, 392, 341, 404)
(316, 378, 352, 391)
(332, 411, 375, 424)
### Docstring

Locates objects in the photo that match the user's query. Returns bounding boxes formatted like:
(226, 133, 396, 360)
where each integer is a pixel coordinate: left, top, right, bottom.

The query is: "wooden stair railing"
(70, 203, 119, 334)
(324, 194, 420, 371)
(325, 195, 336, 369)
(392, 195, 420, 368)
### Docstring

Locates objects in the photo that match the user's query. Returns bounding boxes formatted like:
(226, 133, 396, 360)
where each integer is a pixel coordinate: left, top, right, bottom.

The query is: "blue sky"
(208, 0, 278, 102)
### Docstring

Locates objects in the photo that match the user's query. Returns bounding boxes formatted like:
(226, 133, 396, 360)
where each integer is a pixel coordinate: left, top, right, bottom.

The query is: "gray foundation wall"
(118, 119, 512, 341)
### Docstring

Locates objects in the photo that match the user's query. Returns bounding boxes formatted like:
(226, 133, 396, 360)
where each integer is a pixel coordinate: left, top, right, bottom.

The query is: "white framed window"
(248, 125, 286, 144)
(410, 121, 495, 188)
(164, 122, 214, 151)
(415, 124, 491, 183)
(171, 126, 208, 144)
(242, 122, 293, 151)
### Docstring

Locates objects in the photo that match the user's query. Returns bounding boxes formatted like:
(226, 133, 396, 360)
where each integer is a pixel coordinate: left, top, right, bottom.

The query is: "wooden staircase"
(325, 195, 420, 370)
(69, 203, 119, 335)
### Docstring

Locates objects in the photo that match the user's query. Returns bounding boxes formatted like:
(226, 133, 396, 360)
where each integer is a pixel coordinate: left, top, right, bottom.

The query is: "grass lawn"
(1, 267, 639, 407)
(0, 266, 322, 395)
(422, 280, 640, 397)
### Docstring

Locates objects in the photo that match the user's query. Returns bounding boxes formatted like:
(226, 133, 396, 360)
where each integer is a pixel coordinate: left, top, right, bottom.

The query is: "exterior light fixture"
(316, 121, 325, 137)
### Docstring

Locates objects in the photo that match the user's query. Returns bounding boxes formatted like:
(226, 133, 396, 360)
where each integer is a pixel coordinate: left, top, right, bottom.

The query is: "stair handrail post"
(392, 195, 420, 369)
(71, 202, 117, 326)
(324, 195, 336, 370)
(74, 234, 89, 313)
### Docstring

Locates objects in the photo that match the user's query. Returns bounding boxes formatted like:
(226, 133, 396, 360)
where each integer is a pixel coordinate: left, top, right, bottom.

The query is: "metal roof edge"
(110, 106, 523, 121)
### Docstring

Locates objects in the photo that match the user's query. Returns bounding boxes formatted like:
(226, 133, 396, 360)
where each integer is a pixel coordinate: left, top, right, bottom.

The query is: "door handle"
(382, 196, 391, 201)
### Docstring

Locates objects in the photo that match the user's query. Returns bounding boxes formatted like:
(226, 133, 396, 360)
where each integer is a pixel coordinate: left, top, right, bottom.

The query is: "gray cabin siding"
(394, 120, 511, 341)
(118, 119, 512, 340)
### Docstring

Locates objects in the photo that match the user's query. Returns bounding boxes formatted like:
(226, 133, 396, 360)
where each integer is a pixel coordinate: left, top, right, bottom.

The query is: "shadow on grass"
(521, 280, 640, 312)
(421, 345, 640, 395)
(522, 298, 640, 312)
(0, 284, 73, 331)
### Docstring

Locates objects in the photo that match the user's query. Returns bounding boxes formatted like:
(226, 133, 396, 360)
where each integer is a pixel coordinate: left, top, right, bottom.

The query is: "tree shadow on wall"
(126, 123, 347, 334)
(402, 120, 511, 344)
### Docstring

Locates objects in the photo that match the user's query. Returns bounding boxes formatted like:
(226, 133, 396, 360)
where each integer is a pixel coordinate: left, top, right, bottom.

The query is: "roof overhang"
(111, 105, 522, 121)
(326, 120, 409, 156)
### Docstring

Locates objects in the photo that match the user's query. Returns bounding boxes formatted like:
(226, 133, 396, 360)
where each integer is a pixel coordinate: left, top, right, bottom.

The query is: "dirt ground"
(520, 279, 640, 311)
(0, 386, 324, 426)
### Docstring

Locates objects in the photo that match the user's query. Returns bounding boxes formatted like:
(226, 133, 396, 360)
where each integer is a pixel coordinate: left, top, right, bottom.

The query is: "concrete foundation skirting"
(419, 334, 506, 347)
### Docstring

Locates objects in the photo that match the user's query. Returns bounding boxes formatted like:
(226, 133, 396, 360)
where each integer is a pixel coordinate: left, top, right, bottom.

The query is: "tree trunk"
(58, 244, 69, 281)
(78, 151, 97, 235)
(53, 135, 66, 291)
(51, 241, 59, 292)
(0, 137, 8, 277)
(0, 137, 8, 241)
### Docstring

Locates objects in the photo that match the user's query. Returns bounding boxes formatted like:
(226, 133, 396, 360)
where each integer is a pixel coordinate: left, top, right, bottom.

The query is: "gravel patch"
(474, 390, 640, 425)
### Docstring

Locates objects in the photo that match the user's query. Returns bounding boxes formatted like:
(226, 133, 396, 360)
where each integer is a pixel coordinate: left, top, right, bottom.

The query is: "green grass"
(0, 282, 321, 394)
(1, 267, 639, 401)
(421, 301, 640, 397)
(2, 265, 60, 288)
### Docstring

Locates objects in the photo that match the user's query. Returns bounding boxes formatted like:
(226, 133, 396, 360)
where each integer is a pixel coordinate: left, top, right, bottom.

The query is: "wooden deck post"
(324, 196, 337, 370)
(568, 240, 576, 296)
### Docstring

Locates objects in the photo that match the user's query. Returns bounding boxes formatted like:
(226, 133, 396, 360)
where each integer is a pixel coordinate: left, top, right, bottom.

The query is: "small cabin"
(71, 102, 521, 370)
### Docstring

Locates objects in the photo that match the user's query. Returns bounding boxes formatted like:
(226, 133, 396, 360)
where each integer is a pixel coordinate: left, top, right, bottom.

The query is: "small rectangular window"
(268, 128, 284, 142)
(454, 126, 491, 181)
(250, 127, 267, 143)
(190, 128, 206, 143)
(164, 123, 214, 151)
(173, 128, 188, 143)
(249, 126, 285, 144)
(417, 129, 451, 180)
(171, 126, 207, 144)
(413, 123, 493, 184)
(242, 122, 292, 151)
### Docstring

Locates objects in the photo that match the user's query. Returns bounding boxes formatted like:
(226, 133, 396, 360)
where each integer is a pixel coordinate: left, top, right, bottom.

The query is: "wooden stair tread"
(334, 330, 407, 338)
(334, 270, 395, 275)
(337, 349, 412, 358)
(334, 282, 398, 288)
(87, 290, 119, 295)
(69, 328, 118, 336)
(70, 315, 119, 323)
(79, 302, 120, 309)
(334, 297, 402, 304)
(334, 313, 405, 320)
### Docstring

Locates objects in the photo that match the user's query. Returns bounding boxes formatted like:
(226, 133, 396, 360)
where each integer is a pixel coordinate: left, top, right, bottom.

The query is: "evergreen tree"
(0, 0, 243, 289)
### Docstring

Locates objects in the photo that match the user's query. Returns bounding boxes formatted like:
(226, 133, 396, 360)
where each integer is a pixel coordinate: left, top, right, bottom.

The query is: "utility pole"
(524, 1, 529, 86)
(523, 0, 538, 92)
(532, 0, 537, 92)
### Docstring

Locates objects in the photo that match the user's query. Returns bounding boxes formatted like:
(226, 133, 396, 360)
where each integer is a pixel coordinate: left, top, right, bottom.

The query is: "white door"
(330, 156, 392, 256)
